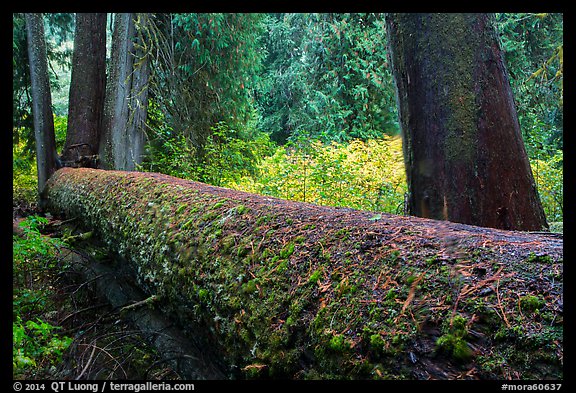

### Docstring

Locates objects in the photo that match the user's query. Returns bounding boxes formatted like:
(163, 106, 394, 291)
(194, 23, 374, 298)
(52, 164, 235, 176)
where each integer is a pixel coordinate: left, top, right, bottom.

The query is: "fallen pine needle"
(396, 272, 426, 322)
(496, 279, 511, 328)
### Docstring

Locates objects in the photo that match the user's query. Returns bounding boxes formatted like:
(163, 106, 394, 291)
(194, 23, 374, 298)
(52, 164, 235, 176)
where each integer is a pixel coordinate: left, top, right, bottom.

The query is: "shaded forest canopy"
(43, 168, 563, 379)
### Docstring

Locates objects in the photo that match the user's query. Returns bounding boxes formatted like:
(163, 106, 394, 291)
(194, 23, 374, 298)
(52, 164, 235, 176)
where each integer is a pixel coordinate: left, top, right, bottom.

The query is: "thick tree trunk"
(44, 168, 562, 380)
(385, 13, 548, 231)
(61, 13, 107, 166)
(25, 13, 59, 196)
(100, 13, 151, 171)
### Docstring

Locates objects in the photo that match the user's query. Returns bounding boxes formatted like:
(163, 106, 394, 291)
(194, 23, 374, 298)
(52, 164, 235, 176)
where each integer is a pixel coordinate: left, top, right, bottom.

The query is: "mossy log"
(59, 246, 226, 379)
(44, 168, 563, 380)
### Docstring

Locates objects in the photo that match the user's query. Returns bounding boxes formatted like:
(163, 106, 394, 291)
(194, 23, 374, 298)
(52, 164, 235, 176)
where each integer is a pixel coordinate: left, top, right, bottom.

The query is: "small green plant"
(425, 255, 441, 266)
(369, 333, 386, 353)
(525, 252, 553, 264)
(13, 216, 63, 285)
(328, 334, 350, 352)
(242, 279, 258, 294)
(520, 295, 545, 313)
(308, 269, 322, 284)
(13, 317, 72, 376)
(280, 242, 295, 259)
(435, 315, 474, 362)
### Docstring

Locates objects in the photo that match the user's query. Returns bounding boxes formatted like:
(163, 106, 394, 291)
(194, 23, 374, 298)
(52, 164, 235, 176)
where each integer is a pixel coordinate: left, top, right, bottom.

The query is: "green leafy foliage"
(496, 13, 563, 158)
(230, 135, 407, 214)
(13, 316, 73, 375)
(141, 118, 274, 187)
(13, 140, 38, 207)
(435, 315, 474, 362)
(531, 150, 563, 223)
(53, 114, 68, 152)
(13, 216, 71, 378)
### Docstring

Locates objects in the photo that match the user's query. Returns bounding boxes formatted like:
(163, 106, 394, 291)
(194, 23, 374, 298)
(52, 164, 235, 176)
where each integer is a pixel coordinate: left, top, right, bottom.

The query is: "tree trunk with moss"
(99, 13, 151, 171)
(25, 13, 59, 196)
(44, 168, 562, 380)
(385, 13, 548, 231)
(61, 13, 107, 167)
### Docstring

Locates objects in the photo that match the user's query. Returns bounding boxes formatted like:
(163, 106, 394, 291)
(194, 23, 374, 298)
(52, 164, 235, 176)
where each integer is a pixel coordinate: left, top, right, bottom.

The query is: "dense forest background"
(13, 13, 563, 222)
(12, 12, 563, 378)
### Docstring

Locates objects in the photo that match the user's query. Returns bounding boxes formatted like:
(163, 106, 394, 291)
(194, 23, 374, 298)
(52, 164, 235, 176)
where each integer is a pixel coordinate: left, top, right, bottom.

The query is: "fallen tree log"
(59, 246, 227, 379)
(44, 168, 563, 380)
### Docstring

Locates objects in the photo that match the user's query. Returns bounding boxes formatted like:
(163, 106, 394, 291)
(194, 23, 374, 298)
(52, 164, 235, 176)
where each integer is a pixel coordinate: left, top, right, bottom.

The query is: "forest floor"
(13, 202, 183, 380)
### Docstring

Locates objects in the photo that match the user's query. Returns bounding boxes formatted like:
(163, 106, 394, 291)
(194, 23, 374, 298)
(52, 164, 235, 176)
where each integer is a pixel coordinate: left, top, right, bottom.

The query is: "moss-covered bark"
(61, 13, 107, 164)
(385, 13, 548, 231)
(25, 13, 59, 194)
(45, 168, 562, 380)
(99, 13, 150, 171)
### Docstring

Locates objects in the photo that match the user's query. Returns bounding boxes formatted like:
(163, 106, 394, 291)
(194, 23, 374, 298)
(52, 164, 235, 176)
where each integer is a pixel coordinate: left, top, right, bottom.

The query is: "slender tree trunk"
(61, 13, 107, 166)
(100, 13, 151, 171)
(385, 13, 548, 231)
(25, 13, 58, 196)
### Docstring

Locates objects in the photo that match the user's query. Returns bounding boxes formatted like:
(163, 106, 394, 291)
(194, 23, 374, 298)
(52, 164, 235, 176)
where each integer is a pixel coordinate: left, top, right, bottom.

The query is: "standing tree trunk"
(61, 13, 107, 167)
(100, 13, 151, 171)
(25, 13, 59, 196)
(385, 13, 548, 231)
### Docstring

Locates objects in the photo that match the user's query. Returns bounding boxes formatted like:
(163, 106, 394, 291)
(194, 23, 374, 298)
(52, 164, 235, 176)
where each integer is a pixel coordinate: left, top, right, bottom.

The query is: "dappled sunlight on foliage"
(227, 135, 407, 214)
(531, 150, 563, 223)
(13, 140, 38, 208)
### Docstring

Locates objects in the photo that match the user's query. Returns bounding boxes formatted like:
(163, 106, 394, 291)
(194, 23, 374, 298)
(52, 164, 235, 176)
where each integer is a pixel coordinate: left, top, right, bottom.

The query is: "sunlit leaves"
(230, 135, 407, 214)
(531, 150, 563, 222)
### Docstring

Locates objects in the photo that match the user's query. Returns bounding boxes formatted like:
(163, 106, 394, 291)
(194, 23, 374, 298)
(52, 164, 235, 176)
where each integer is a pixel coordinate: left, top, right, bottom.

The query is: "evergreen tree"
(24, 13, 59, 195)
(257, 13, 398, 144)
(386, 13, 548, 230)
(147, 13, 266, 156)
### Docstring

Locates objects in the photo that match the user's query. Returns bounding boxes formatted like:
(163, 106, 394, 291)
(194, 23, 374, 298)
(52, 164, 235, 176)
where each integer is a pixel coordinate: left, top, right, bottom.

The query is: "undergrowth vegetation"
(13, 140, 38, 209)
(228, 135, 407, 214)
(13, 215, 71, 378)
(530, 150, 563, 223)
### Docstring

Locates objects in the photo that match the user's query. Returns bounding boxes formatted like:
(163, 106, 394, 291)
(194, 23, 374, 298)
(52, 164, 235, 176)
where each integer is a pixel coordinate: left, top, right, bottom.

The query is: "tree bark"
(100, 13, 151, 171)
(60, 247, 227, 379)
(25, 13, 59, 196)
(44, 168, 562, 380)
(61, 13, 107, 166)
(385, 13, 548, 231)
